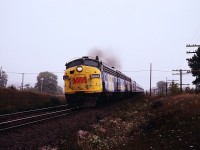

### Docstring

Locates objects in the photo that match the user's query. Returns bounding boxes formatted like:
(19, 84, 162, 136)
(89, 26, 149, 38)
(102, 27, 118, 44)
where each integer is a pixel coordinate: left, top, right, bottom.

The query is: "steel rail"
(0, 109, 70, 125)
(0, 104, 68, 118)
(0, 106, 83, 132)
(0, 112, 70, 132)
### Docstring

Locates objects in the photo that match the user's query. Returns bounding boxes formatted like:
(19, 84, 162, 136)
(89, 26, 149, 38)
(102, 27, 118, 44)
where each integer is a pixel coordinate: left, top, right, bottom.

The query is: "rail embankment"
(0, 88, 65, 114)
(76, 94, 200, 149)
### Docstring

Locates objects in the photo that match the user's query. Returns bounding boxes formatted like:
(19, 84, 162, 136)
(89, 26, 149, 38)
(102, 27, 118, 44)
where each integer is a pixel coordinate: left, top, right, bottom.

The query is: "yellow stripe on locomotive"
(63, 65, 103, 94)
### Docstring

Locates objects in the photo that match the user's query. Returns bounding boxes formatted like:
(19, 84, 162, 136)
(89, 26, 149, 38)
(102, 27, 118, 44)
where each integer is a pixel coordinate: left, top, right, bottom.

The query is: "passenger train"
(63, 56, 144, 107)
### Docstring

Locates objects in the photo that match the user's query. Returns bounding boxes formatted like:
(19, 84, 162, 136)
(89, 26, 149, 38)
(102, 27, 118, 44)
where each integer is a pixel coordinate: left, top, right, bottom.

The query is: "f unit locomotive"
(63, 56, 143, 107)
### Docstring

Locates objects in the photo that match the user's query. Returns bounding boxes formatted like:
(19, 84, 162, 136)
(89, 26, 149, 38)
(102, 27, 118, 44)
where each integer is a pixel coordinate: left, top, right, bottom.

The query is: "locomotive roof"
(66, 56, 131, 80)
(66, 56, 99, 63)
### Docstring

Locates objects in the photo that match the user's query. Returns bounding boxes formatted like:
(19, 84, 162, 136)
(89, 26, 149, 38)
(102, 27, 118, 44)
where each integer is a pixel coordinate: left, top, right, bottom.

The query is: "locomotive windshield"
(66, 58, 99, 69)
(66, 59, 82, 69)
(84, 59, 99, 68)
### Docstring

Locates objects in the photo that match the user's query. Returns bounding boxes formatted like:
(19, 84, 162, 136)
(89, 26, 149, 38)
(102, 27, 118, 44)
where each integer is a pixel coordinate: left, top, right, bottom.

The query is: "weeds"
(76, 94, 200, 149)
(19, 93, 200, 149)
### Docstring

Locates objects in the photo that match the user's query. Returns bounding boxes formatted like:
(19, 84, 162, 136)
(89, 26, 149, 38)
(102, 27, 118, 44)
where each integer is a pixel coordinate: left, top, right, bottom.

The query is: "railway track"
(0, 104, 81, 132)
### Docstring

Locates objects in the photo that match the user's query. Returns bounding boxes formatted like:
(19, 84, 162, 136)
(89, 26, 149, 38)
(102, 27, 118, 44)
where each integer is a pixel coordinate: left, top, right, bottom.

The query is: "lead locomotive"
(63, 56, 143, 107)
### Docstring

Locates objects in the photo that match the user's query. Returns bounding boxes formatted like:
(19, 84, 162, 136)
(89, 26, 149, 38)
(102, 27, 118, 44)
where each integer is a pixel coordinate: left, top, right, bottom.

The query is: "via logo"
(74, 77, 87, 84)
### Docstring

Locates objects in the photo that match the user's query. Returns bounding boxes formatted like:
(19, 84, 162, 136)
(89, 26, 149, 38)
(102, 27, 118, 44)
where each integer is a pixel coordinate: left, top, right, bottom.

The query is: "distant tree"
(24, 83, 30, 89)
(23, 84, 36, 92)
(184, 87, 195, 94)
(0, 70, 8, 88)
(168, 82, 180, 95)
(187, 47, 200, 85)
(8, 85, 17, 90)
(35, 71, 58, 94)
(156, 81, 166, 96)
(151, 87, 158, 96)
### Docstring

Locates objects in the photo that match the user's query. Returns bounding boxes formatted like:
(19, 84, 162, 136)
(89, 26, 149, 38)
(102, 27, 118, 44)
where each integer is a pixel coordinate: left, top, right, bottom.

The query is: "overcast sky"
(1, 0, 200, 90)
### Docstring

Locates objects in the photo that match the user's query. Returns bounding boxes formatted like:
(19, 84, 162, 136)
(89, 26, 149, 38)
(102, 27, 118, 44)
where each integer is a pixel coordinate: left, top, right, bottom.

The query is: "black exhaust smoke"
(88, 48, 122, 70)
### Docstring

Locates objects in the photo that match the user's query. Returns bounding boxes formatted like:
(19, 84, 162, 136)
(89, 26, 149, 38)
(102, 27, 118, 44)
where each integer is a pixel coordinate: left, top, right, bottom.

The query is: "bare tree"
(156, 81, 166, 96)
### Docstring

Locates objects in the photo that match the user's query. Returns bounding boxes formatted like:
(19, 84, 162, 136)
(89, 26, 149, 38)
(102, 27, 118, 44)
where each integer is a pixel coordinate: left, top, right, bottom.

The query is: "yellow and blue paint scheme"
(63, 56, 144, 107)
(63, 65, 103, 94)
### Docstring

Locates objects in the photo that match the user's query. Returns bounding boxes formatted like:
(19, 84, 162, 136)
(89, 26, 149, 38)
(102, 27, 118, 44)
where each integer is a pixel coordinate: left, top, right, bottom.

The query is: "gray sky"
(1, 0, 200, 90)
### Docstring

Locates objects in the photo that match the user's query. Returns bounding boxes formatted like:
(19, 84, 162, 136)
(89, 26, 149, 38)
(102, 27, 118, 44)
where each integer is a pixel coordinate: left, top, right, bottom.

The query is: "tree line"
(187, 47, 200, 91)
(152, 80, 195, 96)
(0, 71, 63, 94)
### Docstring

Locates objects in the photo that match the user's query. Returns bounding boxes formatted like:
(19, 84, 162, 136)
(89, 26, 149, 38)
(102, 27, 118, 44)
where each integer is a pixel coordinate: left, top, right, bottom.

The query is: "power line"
(0, 66, 2, 78)
(4, 71, 65, 90)
(4, 70, 173, 74)
(195, 29, 200, 44)
(122, 70, 172, 73)
(186, 44, 200, 48)
(6, 71, 64, 74)
(186, 44, 200, 54)
(189, 24, 200, 44)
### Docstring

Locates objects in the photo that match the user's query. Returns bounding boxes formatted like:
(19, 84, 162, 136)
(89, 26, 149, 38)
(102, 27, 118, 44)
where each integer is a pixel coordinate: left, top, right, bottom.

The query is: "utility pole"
(186, 44, 199, 90)
(21, 73, 25, 90)
(172, 69, 190, 92)
(167, 79, 179, 93)
(186, 50, 197, 54)
(150, 63, 152, 96)
(186, 44, 199, 54)
(0, 66, 2, 79)
(186, 44, 200, 54)
(167, 80, 179, 87)
(167, 80, 179, 83)
(166, 77, 168, 95)
(186, 44, 200, 47)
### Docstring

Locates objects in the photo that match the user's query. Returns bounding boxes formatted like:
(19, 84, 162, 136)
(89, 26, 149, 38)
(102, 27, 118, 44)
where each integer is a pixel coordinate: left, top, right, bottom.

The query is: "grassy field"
(140, 94, 200, 149)
(0, 88, 65, 114)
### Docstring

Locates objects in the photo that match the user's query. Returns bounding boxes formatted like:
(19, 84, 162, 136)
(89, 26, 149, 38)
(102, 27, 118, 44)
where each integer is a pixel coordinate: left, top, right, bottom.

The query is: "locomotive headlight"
(76, 66, 83, 72)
